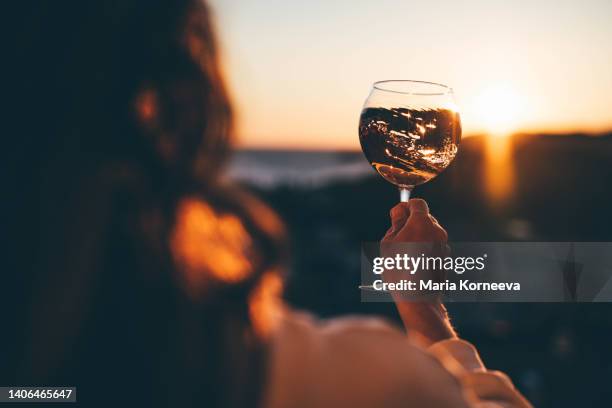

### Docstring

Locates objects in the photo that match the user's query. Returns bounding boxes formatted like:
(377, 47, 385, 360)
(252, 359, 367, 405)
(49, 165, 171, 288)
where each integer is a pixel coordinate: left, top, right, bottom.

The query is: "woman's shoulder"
(263, 308, 468, 408)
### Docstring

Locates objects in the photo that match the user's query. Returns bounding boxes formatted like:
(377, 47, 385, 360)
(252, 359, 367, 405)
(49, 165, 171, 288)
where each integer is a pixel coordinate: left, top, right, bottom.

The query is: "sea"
(227, 149, 372, 189)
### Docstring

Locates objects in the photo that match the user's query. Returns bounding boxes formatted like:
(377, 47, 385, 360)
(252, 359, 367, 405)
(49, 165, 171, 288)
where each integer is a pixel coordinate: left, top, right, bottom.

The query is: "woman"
(7, 0, 530, 406)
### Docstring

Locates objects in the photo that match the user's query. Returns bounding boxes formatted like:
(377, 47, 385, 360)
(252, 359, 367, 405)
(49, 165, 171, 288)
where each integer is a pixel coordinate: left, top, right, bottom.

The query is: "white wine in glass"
(359, 80, 461, 202)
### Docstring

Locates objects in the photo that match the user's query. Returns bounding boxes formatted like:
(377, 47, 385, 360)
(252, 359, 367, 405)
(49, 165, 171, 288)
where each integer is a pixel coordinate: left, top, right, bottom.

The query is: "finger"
(389, 202, 410, 233)
(425, 212, 448, 241)
(435, 224, 449, 241)
(382, 225, 395, 241)
(408, 198, 429, 215)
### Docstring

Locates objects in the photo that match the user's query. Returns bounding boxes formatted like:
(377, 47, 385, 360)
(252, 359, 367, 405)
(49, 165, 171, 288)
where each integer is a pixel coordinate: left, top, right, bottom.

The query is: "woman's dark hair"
(5, 1, 286, 406)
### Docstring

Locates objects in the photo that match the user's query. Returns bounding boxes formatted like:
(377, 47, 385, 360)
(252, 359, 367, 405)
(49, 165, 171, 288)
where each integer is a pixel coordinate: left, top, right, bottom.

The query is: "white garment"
(263, 309, 531, 408)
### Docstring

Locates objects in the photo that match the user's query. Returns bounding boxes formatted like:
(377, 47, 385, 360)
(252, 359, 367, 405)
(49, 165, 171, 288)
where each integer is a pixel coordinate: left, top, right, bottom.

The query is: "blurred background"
(212, 1, 612, 406)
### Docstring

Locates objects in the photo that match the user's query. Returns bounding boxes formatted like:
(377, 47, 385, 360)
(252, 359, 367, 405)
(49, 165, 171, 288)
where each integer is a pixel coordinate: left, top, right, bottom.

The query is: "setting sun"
(471, 85, 524, 136)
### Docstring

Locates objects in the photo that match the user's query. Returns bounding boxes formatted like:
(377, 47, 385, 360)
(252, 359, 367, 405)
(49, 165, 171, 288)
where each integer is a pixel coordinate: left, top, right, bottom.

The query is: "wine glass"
(359, 80, 461, 202)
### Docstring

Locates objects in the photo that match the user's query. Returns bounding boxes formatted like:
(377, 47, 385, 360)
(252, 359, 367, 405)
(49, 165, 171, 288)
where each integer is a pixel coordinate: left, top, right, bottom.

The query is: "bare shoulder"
(265, 310, 469, 408)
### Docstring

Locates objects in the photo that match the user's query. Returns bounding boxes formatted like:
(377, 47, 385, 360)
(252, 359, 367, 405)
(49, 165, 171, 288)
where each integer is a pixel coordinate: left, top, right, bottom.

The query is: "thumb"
(407, 198, 430, 216)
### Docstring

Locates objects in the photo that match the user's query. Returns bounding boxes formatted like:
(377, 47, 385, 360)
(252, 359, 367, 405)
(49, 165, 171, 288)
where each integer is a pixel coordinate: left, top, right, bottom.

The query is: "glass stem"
(399, 187, 411, 203)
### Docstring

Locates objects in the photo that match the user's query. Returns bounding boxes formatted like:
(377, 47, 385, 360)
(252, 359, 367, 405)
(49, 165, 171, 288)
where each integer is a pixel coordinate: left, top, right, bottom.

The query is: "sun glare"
(468, 84, 526, 205)
(472, 85, 524, 137)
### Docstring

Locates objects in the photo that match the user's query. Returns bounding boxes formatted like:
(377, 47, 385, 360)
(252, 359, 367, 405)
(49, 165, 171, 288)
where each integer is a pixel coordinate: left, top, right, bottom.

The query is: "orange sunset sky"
(210, 0, 612, 150)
